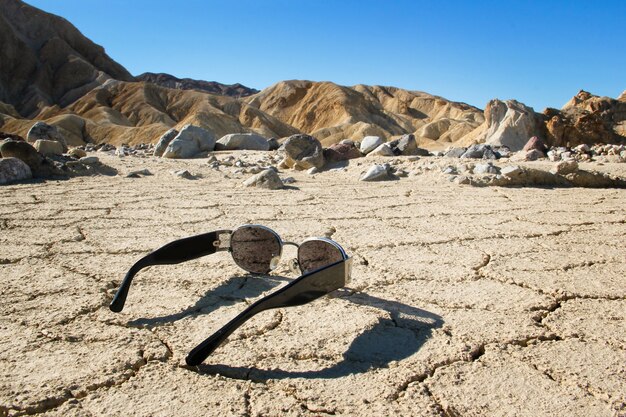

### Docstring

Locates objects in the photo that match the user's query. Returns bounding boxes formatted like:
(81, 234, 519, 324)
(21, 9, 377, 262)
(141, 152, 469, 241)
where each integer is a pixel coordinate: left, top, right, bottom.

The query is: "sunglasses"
(109, 224, 352, 366)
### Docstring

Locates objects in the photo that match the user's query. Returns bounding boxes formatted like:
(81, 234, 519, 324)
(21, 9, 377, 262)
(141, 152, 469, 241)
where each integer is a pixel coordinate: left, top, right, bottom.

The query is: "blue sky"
(28, 0, 625, 111)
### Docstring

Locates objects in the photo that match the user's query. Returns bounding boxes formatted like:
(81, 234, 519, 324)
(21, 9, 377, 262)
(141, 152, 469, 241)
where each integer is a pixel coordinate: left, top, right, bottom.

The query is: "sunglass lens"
(231, 226, 281, 274)
(298, 240, 345, 274)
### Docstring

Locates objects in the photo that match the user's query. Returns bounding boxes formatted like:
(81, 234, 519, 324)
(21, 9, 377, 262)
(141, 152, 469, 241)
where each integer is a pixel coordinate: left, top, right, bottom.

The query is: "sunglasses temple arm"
(185, 260, 348, 366)
(110, 231, 224, 312)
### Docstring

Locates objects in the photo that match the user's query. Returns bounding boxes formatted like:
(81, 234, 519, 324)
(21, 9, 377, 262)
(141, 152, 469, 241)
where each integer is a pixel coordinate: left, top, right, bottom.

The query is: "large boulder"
(367, 143, 395, 157)
(162, 125, 215, 159)
(0, 140, 44, 172)
(282, 134, 325, 170)
(476, 99, 546, 151)
(323, 142, 362, 162)
(360, 136, 384, 154)
(153, 128, 179, 157)
(215, 133, 270, 151)
(0, 158, 32, 185)
(27, 122, 68, 153)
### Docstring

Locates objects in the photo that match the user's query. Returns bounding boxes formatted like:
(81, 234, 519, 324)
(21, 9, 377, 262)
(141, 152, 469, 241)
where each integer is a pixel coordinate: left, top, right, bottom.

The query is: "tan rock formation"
(544, 90, 626, 147)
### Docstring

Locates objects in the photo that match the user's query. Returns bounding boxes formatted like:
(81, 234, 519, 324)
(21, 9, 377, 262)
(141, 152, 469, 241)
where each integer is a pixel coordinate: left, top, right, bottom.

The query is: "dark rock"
(323, 143, 363, 162)
(461, 144, 489, 159)
(283, 134, 325, 170)
(0, 132, 25, 142)
(27, 122, 68, 152)
(0, 158, 32, 184)
(267, 137, 280, 151)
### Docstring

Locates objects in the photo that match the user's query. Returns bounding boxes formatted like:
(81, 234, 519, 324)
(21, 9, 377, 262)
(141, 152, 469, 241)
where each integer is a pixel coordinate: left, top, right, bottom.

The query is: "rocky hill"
(0, 0, 134, 117)
(137, 73, 258, 98)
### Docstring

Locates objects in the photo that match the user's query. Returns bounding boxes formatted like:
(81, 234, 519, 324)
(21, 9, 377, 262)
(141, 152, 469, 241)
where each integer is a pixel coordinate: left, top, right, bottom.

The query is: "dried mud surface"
(1, 153, 625, 416)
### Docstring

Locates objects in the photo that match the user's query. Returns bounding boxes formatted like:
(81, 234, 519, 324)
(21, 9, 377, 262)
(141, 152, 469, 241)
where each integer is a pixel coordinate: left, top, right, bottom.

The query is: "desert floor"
(1, 153, 625, 416)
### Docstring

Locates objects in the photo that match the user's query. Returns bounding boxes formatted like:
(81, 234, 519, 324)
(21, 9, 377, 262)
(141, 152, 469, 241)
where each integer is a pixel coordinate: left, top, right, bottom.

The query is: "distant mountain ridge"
(0, 0, 623, 150)
(137, 73, 258, 98)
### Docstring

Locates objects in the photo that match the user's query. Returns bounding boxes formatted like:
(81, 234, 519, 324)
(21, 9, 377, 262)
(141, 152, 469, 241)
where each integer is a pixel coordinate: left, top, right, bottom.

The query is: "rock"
(340, 139, 356, 147)
(388, 134, 429, 156)
(360, 136, 384, 154)
(0, 158, 32, 184)
(0, 140, 43, 169)
(445, 147, 467, 158)
(442, 166, 458, 175)
(501, 165, 523, 178)
(282, 134, 325, 170)
(479, 99, 546, 151)
(573, 144, 590, 154)
(27, 122, 68, 152)
(360, 164, 395, 181)
(67, 148, 87, 159)
(482, 148, 498, 160)
(474, 163, 500, 175)
(367, 143, 395, 157)
(525, 149, 546, 161)
(455, 175, 471, 185)
(243, 169, 284, 190)
(34, 139, 64, 156)
(162, 125, 216, 159)
(79, 156, 99, 165)
(461, 144, 490, 159)
(173, 170, 195, 179)
(522, 136, 548, 153)
(267, 137, 280, 151)
(282, 177, 296, 184)
(307, 167, 319, 175)
(215, 133, 270, 151)
(550, 160, 579, 175)
(323, 143, 362, 162)
(153, 128, 179, 157)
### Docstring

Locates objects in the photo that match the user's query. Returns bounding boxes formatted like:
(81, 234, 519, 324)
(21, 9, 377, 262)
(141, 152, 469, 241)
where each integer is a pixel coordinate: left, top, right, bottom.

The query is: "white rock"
(366, 143, 394, 157)
(163, 125, 216, 159)
(360, 164, 393, 181)
(360, 136, 384, 154)
(216, 133, 269, 151)
(34, 139, 64, 156)
(243, 169, 284, 190)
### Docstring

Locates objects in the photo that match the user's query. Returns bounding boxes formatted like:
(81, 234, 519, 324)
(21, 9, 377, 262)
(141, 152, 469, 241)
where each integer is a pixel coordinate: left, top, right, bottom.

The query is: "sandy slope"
(1, 153, 624, 416)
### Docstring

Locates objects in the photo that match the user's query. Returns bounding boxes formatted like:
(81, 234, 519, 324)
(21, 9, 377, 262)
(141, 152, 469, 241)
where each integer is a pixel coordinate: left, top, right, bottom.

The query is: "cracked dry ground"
(1, 154, 625, 416)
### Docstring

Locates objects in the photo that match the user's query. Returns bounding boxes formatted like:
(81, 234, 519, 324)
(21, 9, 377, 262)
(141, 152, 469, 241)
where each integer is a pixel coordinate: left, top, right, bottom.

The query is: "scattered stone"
(501, 165, 523, 178)
(360, 164, 395, 181)
(442, 166, 458, 175)
(79, 156, 99, 165)
(307, 167, 319, 175)
(522, 136, 548, 153)
(126, 169, 152, 178)
(216, 133, 270, 151)
(461, 144, 491, 159)
(445, 147, 467, 158)
(0, 158, 32, 184)
(388, 134, 429, 156)
(153, 128, 179, 157)
(367, 143, 395, 157)
(323, 142, 362, 162)
(282, 177, 296, 184)
(282, 134, 325, 170)
(162, 125, 216, 159)
(360, 136, 384, 154)
(34, 139, 64, 156)
(473, 163, 500, 175)
(67, 148, 87, 159)
(173, 169, 196, 179)
(243, 169, 284, 189)
(27, 122, 68, 152)
(455, 175, 471, 185)
(115, 146, 129, 157)
(550, 160, 579, 175)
